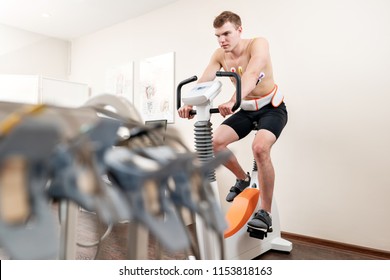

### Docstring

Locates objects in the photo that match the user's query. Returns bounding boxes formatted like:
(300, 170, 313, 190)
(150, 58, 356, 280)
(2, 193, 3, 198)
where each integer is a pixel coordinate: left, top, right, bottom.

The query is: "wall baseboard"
(281, 232, 390, 260)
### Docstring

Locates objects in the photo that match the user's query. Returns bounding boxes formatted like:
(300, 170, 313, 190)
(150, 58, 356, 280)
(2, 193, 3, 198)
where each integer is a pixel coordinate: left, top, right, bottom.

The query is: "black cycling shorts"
(222, 102, 288, 140)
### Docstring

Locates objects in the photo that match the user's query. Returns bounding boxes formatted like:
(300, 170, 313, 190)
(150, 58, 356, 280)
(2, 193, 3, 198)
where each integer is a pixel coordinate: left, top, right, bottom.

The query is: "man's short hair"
(213, 11, 242, 29)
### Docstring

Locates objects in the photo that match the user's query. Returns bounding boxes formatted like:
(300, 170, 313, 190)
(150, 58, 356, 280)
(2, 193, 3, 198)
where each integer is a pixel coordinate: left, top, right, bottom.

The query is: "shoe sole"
(226, 186, 251, 202)
(247, 224, 273, 233)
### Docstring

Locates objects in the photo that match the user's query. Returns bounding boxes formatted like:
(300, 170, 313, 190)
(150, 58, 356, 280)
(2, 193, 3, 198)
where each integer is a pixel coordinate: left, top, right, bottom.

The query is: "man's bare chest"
(223, 54, 250, 75)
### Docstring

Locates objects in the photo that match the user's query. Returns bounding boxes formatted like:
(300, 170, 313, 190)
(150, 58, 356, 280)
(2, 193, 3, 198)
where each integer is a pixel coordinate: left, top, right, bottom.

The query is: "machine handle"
(177, 71, 242, 116)
(215, 71, 241, 113)
(176, 75, 198, 110)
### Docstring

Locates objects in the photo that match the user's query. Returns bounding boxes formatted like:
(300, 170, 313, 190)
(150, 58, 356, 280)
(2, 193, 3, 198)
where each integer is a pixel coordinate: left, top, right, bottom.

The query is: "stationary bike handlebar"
(176, 71, 242, 115)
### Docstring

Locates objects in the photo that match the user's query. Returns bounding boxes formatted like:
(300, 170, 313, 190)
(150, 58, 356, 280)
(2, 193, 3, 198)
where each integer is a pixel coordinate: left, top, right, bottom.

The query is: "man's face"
(215, 21, 242, 52)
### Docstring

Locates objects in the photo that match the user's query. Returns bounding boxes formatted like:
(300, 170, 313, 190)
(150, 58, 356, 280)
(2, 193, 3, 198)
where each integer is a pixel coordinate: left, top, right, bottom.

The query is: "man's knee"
(213, 134, 227, 152)
(213, 125, 240, 152)
(252, 142, 271, 161)
(252, 130, 276, 160)
(252, 134, 275, 161)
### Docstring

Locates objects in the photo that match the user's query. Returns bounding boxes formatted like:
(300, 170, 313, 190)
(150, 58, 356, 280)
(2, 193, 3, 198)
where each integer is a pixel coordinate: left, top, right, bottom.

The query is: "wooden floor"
(256, 239, 381, 260)
(74, 209, 386, 260)
(1, 207, 387, 260)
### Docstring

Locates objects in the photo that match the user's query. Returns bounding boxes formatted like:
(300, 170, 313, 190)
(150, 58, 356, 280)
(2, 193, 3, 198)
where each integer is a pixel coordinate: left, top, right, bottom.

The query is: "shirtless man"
(178, 11, 288, 233)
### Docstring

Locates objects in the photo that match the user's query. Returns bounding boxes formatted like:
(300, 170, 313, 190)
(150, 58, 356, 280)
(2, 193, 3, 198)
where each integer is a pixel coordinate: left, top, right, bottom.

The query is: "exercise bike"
(177, 71, 292, 259)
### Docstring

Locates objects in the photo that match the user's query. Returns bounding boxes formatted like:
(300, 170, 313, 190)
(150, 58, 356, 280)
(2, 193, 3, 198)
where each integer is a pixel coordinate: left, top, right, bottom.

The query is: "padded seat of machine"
(224, 188, 260, 238)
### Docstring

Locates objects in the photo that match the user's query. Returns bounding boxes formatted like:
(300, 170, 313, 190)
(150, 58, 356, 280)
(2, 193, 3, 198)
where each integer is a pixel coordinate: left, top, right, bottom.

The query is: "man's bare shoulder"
(249, 37, 270, 55)
(251, 37, 269, 46)
(211, 48, 225, 61)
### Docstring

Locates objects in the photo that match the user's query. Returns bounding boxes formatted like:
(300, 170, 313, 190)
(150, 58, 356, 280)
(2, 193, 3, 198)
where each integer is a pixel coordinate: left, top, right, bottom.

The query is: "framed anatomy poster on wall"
(139, 52, 175, 123)
(104, 61, 134, 102)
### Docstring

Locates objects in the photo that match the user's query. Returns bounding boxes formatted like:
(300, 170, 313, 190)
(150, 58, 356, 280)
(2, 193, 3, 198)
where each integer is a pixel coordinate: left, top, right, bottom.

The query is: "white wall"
(0, 24, 70, 79)
(70, 0, 390, 251)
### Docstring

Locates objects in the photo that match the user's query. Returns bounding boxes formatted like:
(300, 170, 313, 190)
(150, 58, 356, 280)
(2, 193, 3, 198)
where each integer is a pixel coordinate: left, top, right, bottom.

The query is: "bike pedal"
(247, 226, 267, 239)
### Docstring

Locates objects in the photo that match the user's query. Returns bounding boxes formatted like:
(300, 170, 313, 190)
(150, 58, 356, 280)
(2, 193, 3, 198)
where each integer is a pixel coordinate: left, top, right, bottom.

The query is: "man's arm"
(198, 50, 223, 83)
(178, 50, 222, 119)
(219, 38, 270, 117)
(240, 37, 270, 99)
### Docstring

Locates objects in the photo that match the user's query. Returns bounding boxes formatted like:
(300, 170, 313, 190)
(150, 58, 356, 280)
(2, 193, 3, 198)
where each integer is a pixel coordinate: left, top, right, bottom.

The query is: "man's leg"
(213, 124, 251, 201)
(252, 129, 277, 213)
(247, 129, 277, 232)
(213, 124, 247, 180)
